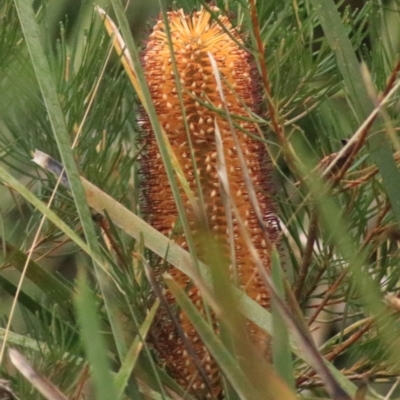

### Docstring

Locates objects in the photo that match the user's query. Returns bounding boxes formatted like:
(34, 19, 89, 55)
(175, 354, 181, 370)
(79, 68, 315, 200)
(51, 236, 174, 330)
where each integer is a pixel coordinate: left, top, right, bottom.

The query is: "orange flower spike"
(140, 6, 280, 397)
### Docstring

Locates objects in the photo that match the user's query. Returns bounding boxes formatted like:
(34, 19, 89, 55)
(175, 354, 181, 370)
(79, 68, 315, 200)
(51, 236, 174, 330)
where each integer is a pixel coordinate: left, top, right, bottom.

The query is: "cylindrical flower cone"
(140, 7, 280, 397)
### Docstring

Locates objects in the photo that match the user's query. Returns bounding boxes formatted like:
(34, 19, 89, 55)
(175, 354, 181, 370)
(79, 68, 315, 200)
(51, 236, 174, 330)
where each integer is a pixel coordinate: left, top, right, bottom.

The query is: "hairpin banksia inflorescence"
(140, 6, 280, 397)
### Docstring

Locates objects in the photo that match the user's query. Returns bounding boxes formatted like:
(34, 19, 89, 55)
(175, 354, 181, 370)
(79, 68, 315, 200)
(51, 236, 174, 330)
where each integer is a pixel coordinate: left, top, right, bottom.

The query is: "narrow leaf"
(271, 249, 295, 390)
(9, 348, 68, 400)
(0, 237, 73, 306)
(74, 272, 118, 400)
(114, 300, 159, 399)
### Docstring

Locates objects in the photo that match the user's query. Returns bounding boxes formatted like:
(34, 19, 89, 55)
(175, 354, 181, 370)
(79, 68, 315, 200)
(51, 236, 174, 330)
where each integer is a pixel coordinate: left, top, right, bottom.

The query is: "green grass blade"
(114, 300, 159, 399)
(1, 238, 73, 306)
(271, 249, 295, 390)
(0, 328, 52, 353)
(75, 272, 118, 400)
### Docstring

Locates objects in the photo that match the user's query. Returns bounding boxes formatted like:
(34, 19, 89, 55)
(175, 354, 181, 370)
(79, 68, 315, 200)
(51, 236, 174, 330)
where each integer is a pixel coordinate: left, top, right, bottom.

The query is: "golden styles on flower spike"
(139, 6, 280, 397)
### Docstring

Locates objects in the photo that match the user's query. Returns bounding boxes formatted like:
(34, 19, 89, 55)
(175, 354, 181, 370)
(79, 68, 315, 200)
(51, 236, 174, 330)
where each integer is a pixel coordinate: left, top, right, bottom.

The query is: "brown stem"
(248, 0, 283, 142)
(297, 320, 372, 387)
(360, 202, 390, 249)
(325, 320, 373, 362)
(331, 57, 400, 186)
(93, 214, 128, 269)
(294, 208, 319, 301)
(331, 119, 374, 185)
(382, 58, 400, 97)
(307, 270, 348, 327)
(303, 256, 330, 301)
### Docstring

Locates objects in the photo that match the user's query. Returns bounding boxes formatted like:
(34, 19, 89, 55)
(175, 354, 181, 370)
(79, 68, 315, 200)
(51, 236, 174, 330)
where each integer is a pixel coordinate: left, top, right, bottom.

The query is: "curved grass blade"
(12, 0, 100, 266)
(9, 348, 68, 400)
(96, 6, 196, 213)
(105, 0, 204, 277)
(0, 329, 50, 353)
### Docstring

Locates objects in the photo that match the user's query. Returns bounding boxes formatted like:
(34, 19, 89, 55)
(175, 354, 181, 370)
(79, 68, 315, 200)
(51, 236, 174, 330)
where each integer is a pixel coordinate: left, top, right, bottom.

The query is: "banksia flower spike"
(139, 6, 280, 396)
(98, 5, 280, 397)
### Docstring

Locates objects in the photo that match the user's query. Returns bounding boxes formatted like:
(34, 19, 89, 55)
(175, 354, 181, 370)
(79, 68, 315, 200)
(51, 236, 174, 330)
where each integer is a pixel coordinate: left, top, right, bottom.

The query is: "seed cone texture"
(140, 7, 279, 397)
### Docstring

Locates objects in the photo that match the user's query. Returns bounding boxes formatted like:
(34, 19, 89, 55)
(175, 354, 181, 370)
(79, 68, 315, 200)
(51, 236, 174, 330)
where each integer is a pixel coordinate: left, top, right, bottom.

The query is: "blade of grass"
(214, 120, 240, 400)
(74, 271, 118, 400)
(0, 238, 73, 306)
(271, 249, 295, 390)
(96, 6, 197, 214)
(157, 0, 208, 220)
(0, 329, 53, 353)
(9, 348, 68, 400)
(12, 2, 99, 272)
(114, 300, 159, 399)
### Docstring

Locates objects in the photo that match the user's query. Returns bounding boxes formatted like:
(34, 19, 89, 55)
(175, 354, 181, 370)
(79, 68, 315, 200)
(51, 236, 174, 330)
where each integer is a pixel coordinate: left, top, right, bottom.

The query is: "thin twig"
(361, 202, 391, 249)
(93, 214, 129, 270)
(307, 270, 347, 327)
(297, 320, 373, 386)
(382, 59, 400, 98)
(294, 208, 319, 300)
(325, 320, 373, 362)
(322, 58, 400, 183)
(247, 0, 283, 142)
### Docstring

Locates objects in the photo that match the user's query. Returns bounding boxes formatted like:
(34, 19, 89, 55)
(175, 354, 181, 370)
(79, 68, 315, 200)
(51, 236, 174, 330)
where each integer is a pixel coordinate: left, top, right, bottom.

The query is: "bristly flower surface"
(140, 7, 280, 396)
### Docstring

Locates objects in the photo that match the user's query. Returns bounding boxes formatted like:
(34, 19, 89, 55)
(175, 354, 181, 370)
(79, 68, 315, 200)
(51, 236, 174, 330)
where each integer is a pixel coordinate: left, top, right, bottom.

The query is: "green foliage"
(2, 0, 400, 399)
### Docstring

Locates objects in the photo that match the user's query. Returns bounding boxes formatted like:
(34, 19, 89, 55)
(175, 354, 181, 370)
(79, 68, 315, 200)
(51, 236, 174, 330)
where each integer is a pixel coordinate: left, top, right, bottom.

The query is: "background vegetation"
(1, 0, 400, 399)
